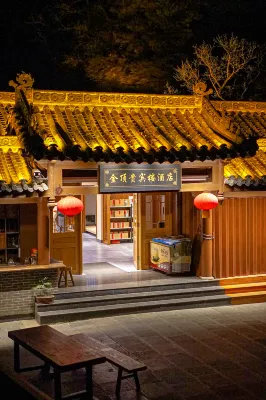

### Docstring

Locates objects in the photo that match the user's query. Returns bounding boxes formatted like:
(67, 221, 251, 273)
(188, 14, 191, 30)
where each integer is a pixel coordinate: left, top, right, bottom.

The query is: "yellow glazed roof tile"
(224, 151, 266, 187)
(0, 148, 48, 193)
(3, 77, 266, 187)
(19, 94, 258, 163)
(0, 83, 263, 163)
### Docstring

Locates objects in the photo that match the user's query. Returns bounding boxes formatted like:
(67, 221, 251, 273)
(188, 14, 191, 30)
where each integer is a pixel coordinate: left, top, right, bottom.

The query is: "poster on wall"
(99, 164, 181, 193)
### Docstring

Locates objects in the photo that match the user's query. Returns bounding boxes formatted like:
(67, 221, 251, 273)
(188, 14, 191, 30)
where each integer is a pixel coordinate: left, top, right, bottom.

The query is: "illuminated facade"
(0, 73, 266, 281)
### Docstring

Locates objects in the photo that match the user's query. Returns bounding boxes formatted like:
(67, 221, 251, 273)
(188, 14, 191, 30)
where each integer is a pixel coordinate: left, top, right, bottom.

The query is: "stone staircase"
(35, 275, 266, 325)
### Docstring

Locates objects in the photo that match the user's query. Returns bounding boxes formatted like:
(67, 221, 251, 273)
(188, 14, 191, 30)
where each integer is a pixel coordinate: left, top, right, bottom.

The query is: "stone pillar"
(46, 160, 57, 263)
(47, 160, 57, 206)
(200, 210, 214, 279)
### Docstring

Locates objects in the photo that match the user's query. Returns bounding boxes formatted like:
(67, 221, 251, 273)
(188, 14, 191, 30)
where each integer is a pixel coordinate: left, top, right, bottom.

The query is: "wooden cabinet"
(0, 204, 38, 265)
(0, 205, 20, 265)
(103, 193, 133, 244)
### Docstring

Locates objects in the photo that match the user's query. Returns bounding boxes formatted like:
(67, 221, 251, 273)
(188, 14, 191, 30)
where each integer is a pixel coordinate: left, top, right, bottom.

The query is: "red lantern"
(194, 192, 218, 211)
(57, 196, 84, 217)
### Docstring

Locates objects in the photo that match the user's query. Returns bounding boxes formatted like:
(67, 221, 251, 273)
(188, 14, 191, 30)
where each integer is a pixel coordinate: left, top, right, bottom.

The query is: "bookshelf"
(0, 205, 20, 265)
(103, 194, 133, 244)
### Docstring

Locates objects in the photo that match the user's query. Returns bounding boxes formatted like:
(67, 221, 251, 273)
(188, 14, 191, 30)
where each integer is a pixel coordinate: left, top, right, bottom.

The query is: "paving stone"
(153, 367, 194, 385)
(213, 384, 259, 400)
(109, 389, 149, 399)
(141, 381, 181, 399)
(241, 381, 266, 399)
(141, 356, 174, 371)
(184, 365, 217, 377)
(197, 373, 233, 388)
(137, 369, 160, 384)
(130, 349, 161, 361)
(184, 394, 223, 400)
(167, 353, 204, 368)
(99, 379, 134, 394)
(3, 303, 266, 400)
(171, 380, 213, 398)
(141, 336, 181, 355)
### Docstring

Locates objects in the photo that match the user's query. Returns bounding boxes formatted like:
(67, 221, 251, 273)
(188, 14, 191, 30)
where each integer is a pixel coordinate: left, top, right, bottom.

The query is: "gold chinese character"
(139, 173, 146, 182)
(147, 173, 156, 182)
(167, 172, 173, 181)
(109, 174, 118, 183)
(157, 173, 165, 182)
(130, 173, 136, 183)
(120, 173, 127, 183)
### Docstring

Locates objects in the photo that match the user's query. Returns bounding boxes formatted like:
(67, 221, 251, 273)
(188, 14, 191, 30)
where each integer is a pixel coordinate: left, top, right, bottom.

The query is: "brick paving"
(1, 303, 266, 399)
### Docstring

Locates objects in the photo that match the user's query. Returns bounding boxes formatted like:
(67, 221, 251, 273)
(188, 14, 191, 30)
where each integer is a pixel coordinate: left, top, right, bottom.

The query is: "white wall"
(85, 195, 97, 217)
(96, 194, 103, 241)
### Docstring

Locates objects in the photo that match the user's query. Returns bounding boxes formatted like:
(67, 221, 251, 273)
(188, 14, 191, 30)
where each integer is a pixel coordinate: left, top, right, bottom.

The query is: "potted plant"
(33, 277, 54, 304)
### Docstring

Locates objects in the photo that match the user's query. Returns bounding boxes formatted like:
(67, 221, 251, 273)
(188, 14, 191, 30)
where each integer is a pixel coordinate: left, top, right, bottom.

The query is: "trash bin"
(150, 236, 192, 275)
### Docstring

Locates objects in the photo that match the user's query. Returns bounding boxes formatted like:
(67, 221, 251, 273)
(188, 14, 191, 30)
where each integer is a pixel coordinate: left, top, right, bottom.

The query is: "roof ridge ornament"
(192, 82, 213, 97)
(202, 97, 242, 144)
(9, 72, 34, 91)
(9, 72, 34, 105)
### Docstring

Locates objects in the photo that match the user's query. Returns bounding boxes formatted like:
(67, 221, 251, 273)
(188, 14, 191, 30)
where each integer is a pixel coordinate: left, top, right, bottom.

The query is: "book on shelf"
(111, 221, 130, 228)
(111, 209, 130, 218)
(110, 199, 130, 207)
(110, 232, 131, 240)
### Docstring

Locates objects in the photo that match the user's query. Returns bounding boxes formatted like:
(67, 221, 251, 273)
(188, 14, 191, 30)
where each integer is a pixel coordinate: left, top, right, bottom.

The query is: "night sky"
(0, 0, 266, 92)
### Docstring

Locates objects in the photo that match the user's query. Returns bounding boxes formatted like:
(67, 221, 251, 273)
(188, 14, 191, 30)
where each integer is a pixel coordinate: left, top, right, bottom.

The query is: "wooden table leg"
(85, 364, 93, 399)
(133, 371, 141, 391)
(69, 269, 75, 286)
(116, 367, 123, 396)
(54, 369, 62, 400)
(65, 270, 68, 288)
(14, 342, 20, 372)
(58, 269, 63, 288)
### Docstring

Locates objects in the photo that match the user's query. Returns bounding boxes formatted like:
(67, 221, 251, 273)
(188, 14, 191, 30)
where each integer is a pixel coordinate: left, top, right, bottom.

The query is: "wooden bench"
(70, 333, 147, 396)
(8, 325, 106, 400)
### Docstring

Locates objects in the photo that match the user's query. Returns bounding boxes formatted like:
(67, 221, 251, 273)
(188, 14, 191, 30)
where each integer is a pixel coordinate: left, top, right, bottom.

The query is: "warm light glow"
(194, 192, 218, 211)
(57, 196, 84, 217)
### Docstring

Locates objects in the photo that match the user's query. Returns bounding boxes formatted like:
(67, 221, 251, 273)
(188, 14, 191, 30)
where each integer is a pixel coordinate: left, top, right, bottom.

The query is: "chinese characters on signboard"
(99, 164, 181, 193)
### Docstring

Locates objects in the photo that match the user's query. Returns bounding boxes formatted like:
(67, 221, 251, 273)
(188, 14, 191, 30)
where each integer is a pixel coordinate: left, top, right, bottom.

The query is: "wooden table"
(8, 325, 106, 400)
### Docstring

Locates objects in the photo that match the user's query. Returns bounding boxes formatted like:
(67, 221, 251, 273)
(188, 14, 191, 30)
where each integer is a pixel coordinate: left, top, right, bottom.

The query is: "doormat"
(83, 262, 126, 275)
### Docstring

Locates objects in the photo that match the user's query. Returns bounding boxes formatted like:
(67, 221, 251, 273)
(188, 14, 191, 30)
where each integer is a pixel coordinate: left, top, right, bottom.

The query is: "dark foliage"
(0, 0, 266, 96)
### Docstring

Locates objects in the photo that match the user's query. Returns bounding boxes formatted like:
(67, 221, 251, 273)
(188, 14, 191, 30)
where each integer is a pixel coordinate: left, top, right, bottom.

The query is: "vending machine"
(150, 236, 192, 275)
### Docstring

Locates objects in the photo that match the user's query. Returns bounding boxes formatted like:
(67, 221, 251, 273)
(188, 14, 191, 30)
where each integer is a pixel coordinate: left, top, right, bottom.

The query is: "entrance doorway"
(82, 193, 135, 276)
(51, 191, 195, 281)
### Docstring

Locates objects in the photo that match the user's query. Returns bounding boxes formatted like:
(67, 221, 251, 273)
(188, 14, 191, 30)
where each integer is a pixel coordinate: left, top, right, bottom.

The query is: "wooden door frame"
(133, 192, 174, 270)
(49, 202, 82, 275)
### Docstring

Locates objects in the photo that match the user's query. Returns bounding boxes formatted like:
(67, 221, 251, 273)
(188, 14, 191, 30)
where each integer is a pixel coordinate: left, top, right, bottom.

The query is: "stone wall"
(0, 269, 58, 318)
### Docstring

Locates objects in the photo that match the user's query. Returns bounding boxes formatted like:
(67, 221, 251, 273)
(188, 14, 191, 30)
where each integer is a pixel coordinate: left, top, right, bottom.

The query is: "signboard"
(99, 164, 181, 193)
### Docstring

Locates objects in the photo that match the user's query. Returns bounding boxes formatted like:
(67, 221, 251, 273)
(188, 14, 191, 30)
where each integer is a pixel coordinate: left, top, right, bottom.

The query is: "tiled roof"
(4, 89, 258, 163)
(0, 149, 48, 194)
(224, 150, 266, 188)
(211, 102, 266, 188)
(0, 93, 48, 194)
(4, 76, 266, 190)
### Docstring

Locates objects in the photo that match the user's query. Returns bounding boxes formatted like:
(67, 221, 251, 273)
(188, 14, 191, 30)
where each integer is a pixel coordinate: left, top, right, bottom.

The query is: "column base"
(199, 276, 215, 280)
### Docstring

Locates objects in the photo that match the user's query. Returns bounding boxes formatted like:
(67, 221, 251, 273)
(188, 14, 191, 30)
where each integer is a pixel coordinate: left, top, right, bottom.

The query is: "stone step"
(36, 294, 231, 324)
(54, 278, 220, 300)
(230, 290, 266, 305)
(36, 286, 225, 312)
(224, 282, 266, 294)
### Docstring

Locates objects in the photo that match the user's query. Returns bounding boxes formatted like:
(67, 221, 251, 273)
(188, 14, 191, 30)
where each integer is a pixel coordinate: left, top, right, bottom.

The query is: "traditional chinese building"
(1, 72, 266, 290)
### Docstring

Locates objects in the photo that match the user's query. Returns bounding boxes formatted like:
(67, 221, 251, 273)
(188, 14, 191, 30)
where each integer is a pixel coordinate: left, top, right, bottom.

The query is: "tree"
(30, 0, 205, 93)
(174, 34, 265, 100)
